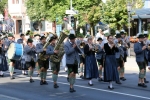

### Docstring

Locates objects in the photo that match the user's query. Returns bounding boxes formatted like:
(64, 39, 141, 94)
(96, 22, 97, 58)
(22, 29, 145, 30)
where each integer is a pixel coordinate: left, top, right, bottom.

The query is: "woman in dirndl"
(84, 36, 99, 86)
(0, 38, 8, 77)
(104, 35, 119, 90)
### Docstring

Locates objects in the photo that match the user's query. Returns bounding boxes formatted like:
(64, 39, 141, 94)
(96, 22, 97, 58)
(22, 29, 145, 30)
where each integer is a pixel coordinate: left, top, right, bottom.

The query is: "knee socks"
(52, 74, 58, 82)
(69, 77, 75, 85)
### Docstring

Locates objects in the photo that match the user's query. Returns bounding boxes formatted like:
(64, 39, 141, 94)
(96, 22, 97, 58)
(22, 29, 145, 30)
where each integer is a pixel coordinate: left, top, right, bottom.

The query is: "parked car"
(130, 36, 138, 43)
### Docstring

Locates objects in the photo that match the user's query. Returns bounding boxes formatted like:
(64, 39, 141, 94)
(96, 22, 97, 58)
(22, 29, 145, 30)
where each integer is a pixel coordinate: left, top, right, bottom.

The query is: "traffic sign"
(65, 10, 78, 15)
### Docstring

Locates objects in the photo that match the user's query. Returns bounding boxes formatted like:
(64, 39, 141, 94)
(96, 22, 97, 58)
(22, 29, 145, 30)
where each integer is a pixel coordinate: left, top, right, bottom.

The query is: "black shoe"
(30, 79, 34, 83)
(24, 73, 28, 75)
(10, 76, 15, 80)
(80, 75, 85, 79)
(54, 84, 59, 88)
(138, 83, 142, 87)
(67, 77, 69, 82)
(120, 77, 126, 81)
(141, 83, 147, 88)
(144, 78, 149, 83)
(98, 77, 104, 81)
(108, 86, 114, 90)
(37, 74, 40, 77)
(1, 74, 4, 77)
(40, 81, 44, 85)
(116, 81, 122, 84)
(43, 81, 48, 85)
(13, 72, 16, 74)
(70, 88, 76, 93)
(88, 82, 93, 86)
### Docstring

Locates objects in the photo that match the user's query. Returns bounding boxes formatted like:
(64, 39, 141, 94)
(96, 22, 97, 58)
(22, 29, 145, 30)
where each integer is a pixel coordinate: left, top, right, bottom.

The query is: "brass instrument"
(39, 33, 54, 61)
(75, 41, 85, 58)
(50, 30, 69, 63)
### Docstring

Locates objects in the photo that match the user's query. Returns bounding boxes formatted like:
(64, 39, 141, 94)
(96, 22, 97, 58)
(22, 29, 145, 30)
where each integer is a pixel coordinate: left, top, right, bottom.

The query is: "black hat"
(97, 37, 103, 41)
(20, 34, 25, 37)
(138, 34, 145, 38)
(69, 34, 76, 39)
(144, 34, 148, 37)
(34, 34, 41, 37)
(40, 36, 46, 40)
(120, 31, 125, 34)
(27, 38, 33, 43)
(116, 34, 121, 38)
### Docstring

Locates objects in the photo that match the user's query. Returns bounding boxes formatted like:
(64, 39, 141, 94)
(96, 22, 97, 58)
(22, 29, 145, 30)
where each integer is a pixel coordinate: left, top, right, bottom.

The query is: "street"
(0, 57, 150, 100)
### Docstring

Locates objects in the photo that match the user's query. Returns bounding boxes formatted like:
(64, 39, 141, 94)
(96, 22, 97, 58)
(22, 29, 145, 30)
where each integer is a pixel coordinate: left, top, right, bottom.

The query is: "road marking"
(0, 94, 23, 100)
(46, 80, 150, 100)
(3, 71, 150, 99)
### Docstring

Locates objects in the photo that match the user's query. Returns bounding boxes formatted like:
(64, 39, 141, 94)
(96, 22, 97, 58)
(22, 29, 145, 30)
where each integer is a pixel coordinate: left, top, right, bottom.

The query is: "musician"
(134, 34, 147, 87)
(33, 34, 41, 76)
(4, 33, 15, 79)
(0, 38, 7, 77)
(64, 34, 80, 92)
(17, 34, 27, 75)
(46, 35, 59, 88)
(24, 38, 36, 83)
(96, 37, 104, 81)
(114, 34, 125, 83)
(104, 35, 119, 90)
(143, 32, 149, 83)
(76, 34, 85, 79)
(84, 36, 99, 86)
(120, 31, 129, 81)
(36, 36, 49, 85)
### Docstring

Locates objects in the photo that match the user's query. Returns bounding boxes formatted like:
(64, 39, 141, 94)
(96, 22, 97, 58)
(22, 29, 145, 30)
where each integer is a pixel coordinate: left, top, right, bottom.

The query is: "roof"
(132, 8, 150, 19)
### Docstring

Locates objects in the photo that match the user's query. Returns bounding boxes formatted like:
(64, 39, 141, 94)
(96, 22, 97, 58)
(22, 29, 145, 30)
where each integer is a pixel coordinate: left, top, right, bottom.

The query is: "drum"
(7, 43, 23, 60)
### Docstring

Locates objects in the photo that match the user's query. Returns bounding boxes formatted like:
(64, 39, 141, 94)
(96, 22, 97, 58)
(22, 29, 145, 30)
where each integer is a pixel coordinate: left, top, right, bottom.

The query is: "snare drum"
(7, 43, 23, 60)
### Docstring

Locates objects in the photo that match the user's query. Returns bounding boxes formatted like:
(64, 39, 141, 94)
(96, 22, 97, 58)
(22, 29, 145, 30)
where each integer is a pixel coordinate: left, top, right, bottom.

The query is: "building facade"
(8, 0, 54, 34)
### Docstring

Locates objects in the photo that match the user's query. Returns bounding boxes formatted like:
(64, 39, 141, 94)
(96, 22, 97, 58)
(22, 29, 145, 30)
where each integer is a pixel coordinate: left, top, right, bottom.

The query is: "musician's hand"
(43, 48, 47, 51)
(73, 44, 77, 48)
(118, 66, 120, 70)
(111, 43, 115, 48)
(142, 46, 146, 50)
(54, 50, 59, 54)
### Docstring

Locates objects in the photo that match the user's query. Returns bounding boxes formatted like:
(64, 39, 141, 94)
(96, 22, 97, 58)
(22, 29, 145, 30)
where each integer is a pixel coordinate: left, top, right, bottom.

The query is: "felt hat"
(27, 38, 33, 43)
(115, 34, 121, 38)
(97, 37, 103, 41)
(68, 34, 76, 39)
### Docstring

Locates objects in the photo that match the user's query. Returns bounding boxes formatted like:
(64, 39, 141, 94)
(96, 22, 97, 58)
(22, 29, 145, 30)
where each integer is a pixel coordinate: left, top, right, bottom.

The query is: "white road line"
(0, 94, 23, 100)
(46, 80, 150, 100)
(2, 72, 150, 100)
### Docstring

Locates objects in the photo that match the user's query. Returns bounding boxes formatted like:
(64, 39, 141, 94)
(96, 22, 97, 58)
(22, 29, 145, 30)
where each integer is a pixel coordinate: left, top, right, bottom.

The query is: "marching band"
(0, 29, 150, 93)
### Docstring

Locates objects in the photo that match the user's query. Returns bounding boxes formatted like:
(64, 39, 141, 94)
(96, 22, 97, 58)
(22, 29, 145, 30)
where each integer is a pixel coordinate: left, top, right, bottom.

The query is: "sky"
(102, 0, 106, 3)
(144, 0, 150, 8)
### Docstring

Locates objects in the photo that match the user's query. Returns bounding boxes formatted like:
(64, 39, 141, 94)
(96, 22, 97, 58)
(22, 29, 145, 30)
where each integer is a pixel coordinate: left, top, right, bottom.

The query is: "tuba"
(39, 32, 54, 61)
(50, 30, 69, 63)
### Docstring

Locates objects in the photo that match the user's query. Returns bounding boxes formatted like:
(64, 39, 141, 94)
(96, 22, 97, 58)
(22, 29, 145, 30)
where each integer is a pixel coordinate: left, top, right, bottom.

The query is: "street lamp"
(127, 2, 132, 57)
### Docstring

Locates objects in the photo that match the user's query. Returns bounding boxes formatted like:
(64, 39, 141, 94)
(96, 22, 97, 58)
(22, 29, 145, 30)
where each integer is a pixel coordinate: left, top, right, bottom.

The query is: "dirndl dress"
(84, 44, 99, 79)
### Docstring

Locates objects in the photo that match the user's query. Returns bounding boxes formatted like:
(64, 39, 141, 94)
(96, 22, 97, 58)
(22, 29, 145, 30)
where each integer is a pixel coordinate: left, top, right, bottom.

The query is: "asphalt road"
(0, 68, 150, 100)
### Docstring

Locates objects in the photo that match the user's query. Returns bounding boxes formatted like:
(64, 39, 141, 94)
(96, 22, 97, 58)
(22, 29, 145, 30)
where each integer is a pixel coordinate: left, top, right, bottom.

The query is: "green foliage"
(73, 0, 101, 26)
(101, 0, 143, 30)
(0, 0, 7, 15)
(25, 0, 46, 22)
(44, 0, 69, 24)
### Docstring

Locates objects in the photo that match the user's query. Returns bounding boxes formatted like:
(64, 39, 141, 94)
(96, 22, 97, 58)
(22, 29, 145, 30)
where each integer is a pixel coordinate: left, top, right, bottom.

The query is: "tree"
(44, 0, 69, 24)
(73, 0, 102, 36)
(101, 0, 143, 30)
(25, 0, 47, 33)
(0, 0, 7, 15)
